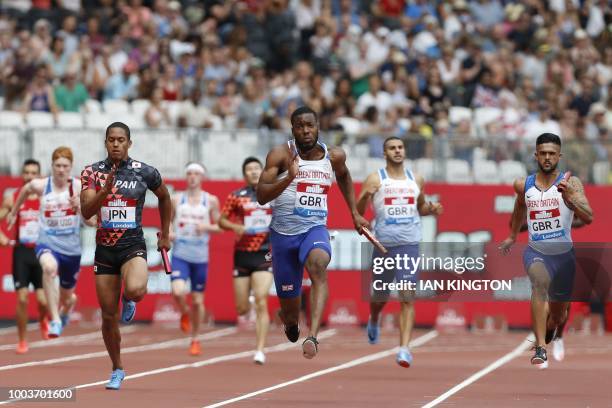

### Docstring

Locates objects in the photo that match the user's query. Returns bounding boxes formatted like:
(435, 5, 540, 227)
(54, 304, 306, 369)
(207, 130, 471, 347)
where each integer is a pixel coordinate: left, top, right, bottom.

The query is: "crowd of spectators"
(0, 0, 610, 179)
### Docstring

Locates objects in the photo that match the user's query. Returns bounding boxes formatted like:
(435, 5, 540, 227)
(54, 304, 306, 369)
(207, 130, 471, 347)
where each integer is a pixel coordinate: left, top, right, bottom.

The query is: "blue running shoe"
(396, 347, 413, 368)
(367, 317, 380, 345)
(48, 321, 62, 338)
(121, 296, 136, 324)
(105, 369, 125, 390)
(60, 313, 69, 328)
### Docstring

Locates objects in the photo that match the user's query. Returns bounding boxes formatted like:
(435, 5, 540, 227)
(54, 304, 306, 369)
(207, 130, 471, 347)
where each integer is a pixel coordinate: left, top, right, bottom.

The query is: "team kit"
(3, 107, 591, 389)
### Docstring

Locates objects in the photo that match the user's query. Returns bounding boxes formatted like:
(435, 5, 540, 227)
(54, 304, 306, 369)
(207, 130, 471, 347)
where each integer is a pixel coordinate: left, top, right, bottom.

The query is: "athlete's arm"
(72, 178, 96, 226)
(80, 164, 116, 219)
(415, 174, 443, 216)
(0, 192, 14, 245)
(256, 145, 297, 205)
(499, 177, 526, 253)
(169, 194, 178, 241)
(356, 172, 379, 216)
(153, 183, 172, 250)
(201, 194, 222, 234)
(219, 194, 246, 236)
(559, 176, 593, 225)
(8, 178, 45, 228)
(329, 146, 370, 231)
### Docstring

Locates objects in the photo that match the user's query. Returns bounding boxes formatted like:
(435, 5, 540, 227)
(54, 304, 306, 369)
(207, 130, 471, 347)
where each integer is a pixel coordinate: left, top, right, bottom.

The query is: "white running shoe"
(253, 351, 266, 365)
(537, 360, 549, 370)
(552, 338, 565, 361)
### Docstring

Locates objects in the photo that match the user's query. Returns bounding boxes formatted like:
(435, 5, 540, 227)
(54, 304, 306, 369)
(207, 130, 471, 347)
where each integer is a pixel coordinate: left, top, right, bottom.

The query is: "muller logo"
(305, 185, 324, 194)
(107, 199, 128, 207)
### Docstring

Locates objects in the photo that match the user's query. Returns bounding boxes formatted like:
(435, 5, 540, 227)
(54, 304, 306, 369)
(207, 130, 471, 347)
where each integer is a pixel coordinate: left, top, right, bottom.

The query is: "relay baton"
(359, 226, 388, 254)
(157, 232, 172, 274)
(557, 171, 571, 192)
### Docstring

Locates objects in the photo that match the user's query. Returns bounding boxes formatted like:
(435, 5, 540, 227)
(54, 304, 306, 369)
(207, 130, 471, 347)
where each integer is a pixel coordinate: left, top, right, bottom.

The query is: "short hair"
(242, 157, 262, 174)
(106, 122, 131, 140)
(22, 159, 41, 172)
(536, 133, 561, 147)
(290, 106, 318, 124)
(52, 146, 73, 163)
(383, 136, 403, 150)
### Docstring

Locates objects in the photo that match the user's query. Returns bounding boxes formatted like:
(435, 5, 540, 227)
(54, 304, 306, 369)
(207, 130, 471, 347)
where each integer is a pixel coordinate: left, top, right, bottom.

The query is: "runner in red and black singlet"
(80, 122, 172, 390)
(219, 157, 273, 365)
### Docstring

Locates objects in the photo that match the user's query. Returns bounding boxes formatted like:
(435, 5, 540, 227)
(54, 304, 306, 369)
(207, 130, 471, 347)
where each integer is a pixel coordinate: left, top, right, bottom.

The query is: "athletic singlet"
(372, 168, 422, 246)
(81, 157, 162, 248)
(173, 192, 210, 264)
(13, 189, 40, 247)
(38, 177, 81, 256)
(221, 186, 271, 252)
(524, 172, 573, 255)
(270, 140, 333, 235)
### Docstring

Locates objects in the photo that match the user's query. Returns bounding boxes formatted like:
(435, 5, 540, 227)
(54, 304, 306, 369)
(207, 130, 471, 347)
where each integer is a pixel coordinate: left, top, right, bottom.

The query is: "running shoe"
(552, 338, 565, 361)
(284, 324, 300, 343)
(121, 296, 136, 324)
(302, 336, 319, 359)
(180, 312, 191, 334)
(60, 313, 70, 328)
(253, 351, 266, 365)
(105, 369, 125, 390)
(189, 340, 201, 356)
(40, 316, 49, 340)
(367, 317, 380, 345)
(48, 320, 62, 338)
(16, 340, 28, 354)
(396, 347, 413, 368)
(531, 346, 547, 365)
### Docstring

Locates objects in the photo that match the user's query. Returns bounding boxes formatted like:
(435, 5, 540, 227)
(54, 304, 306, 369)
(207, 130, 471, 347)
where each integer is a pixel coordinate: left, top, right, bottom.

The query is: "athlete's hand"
(287, 152, 299, 180)
(429, 202, 443, 216)
(157, 234, 171, 251)
(0, 234, 10, 246)
(103, 164, 117, 193)
(6, 210, 17, 230)
(69, 194, 80, 212)
(498, 236, 515, 255)
(352, 212, 370, 232)
(168, 230, 176, 242)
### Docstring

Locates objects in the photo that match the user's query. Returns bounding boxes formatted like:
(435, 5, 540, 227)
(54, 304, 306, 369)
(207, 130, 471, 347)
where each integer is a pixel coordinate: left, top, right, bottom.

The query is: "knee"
(17, 296, 28, 308)
(124, 286, 147, 302)
(236, 303, 250, 316)
(101, 310, 117, 324)
(254, 296, 268, 312)
(42, 264, 56, 276)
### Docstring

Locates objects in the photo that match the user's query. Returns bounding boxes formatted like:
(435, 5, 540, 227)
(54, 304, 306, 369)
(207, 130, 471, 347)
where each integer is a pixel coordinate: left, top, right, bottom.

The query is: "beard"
(538, 161, 557, 174)
(295, 135, 318, 153)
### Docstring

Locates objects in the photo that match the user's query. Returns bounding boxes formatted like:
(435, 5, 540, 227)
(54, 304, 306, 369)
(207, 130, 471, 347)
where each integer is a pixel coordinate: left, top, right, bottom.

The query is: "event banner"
(0, 176, 610, 329)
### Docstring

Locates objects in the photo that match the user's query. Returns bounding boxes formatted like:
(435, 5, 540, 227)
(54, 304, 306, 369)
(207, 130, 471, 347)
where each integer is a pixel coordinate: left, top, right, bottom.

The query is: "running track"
(0, 323, 609, 407)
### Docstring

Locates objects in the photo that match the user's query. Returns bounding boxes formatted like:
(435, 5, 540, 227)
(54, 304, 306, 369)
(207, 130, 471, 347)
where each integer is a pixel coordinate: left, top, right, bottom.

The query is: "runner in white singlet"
(500, 133, 593, 368)
(357, 137, 442, 368)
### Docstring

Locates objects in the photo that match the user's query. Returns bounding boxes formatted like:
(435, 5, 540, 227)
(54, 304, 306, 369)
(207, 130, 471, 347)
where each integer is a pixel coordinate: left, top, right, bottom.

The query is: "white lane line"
(421, 335, 533, 408)
(202, 330, 439, 408)
(0, 326, 138, 351)
(0, 327, 237, 371)
(0, 329, 339, 405)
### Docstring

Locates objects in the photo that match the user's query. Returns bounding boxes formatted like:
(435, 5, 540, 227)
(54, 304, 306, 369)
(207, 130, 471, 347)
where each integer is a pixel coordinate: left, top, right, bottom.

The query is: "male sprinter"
(220, 157, 273, 364)
(80, 122, 172, 389)
(9, 148, 95, 339)
(257, 106, 369, 359)
(356, 137, 442, 367)
(170, 162, 221, 356)
(500, 133, 593, 367)
(0, 159, 48, 353)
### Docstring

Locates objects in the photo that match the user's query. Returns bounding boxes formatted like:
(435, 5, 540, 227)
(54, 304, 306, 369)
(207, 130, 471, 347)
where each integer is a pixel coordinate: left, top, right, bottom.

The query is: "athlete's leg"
(171, 256, 191, 315)
(191, 291, 204, 339)
(527, 261, 551, 346)
(121, 257, 148, 302)
(279, 297, 301, 328)
(549, 301, 570, 329)
(59, 288, 77, 317)
(251, 271, 273, 351)
(189, 262, 208, 340)
(398, 298, 415, 348)
(171, 279, 189, 315)
(35, 288, 48, 321)
(15, 288, 29, 343)
(304, 248, 331, 338)
(96, 274, 122, 370)
(233, 276, 251, 316)
(39, 252, 60, 322)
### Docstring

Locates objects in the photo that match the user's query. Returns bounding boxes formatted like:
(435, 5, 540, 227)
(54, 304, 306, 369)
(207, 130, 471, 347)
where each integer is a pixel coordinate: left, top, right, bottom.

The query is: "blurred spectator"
(121, 0, 152, 41)
(356, 74, 392, 117)
(21, 64, 58, 119)
(158, 64, 181, 101)
(145, 88, 171, 128)
(56, 14, 78, 57)
(44, 36, 71, 80)
(237, 79, 266, 129)
(524, 102, 561, 142)
(177, 87, 219, 129)
(54, 69, 88, 112)
(104, 60, 138, 101)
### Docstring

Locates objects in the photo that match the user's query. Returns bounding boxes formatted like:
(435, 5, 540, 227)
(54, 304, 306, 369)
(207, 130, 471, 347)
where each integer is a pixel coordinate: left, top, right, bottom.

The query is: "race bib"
(101, 198, 137, 229)
(529, 207, 565, 241)
(18, 209, 39, 244)
(43, 207, 78, 235)
(383, 195, 416, 224)
(244, 207, 272, 233)
(294, 182, 329, 217)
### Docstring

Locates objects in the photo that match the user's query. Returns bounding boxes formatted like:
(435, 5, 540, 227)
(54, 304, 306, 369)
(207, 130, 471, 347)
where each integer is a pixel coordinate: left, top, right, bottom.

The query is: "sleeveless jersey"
(270, 140, 333, 235)
(524, 172, 573, 255)
(13, 189, 40, 247)
(173, 192, 210, 263)
(221, 186, 271, 252)
(38, 177, 81, 256)
(372, 168, 422, 246)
